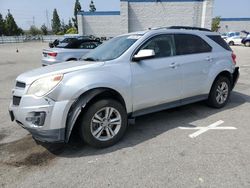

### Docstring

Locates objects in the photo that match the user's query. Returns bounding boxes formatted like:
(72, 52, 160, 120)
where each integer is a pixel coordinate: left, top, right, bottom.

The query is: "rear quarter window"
(207, 35, 232, 51)
(174, 34, 212, 55)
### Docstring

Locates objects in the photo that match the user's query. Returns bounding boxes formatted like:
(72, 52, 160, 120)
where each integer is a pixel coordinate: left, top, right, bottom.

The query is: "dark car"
(241, 31, 250, 47)
(49, 35, 99, 48)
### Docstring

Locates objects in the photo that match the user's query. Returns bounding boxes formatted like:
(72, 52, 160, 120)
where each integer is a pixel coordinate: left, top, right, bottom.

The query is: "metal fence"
(0, 35, 64, 44)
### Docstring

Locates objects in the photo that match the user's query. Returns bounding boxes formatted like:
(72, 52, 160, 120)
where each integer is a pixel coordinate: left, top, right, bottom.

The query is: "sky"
(0, 0, 249, 30)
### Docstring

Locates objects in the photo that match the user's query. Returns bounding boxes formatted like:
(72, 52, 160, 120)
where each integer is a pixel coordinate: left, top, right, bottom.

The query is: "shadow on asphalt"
(39, 91, 250, 158)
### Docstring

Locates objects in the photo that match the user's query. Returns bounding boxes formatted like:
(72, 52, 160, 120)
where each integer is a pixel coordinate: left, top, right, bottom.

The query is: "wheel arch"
(209, 70, 233, 94)
(66, 58, 77, 61)
(64, 87, 127, 142)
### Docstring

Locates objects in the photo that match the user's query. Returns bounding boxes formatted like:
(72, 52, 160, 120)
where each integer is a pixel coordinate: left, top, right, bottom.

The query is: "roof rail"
(151, 26, 211, 32)
(168, 26, 211, 32)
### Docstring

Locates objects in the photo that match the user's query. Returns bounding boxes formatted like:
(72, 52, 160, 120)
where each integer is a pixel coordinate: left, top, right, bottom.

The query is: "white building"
(77, 0, 214, 37)
(219, 18, 250, 33)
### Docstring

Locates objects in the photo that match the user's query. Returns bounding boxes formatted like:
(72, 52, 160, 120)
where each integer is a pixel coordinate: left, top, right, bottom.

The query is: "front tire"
(80, 99, 127, 148)
(207, 76, 231, 108)
(245, 41, 250, 47)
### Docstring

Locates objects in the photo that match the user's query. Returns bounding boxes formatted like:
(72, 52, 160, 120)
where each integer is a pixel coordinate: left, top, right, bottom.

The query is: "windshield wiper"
(82, 57, 98, 61)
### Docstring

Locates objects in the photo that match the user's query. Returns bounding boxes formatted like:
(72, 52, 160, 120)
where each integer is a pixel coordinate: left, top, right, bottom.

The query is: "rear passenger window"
(174, 34, 212, 55)
(207, 35, 232, 51)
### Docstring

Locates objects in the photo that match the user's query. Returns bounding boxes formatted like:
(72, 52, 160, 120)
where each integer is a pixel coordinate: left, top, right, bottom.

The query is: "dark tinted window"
(175, 34, 212, 55)
(138, 35, 175, 58)
(79, 42, 101, 49)
(207, 35, 232, 51)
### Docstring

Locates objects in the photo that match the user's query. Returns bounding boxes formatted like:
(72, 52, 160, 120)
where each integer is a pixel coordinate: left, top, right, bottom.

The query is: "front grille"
(13, 96, 21, 106)
(16, 81, 26, 88)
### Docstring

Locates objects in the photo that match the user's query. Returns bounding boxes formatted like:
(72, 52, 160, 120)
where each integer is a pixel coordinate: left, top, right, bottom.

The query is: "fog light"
(26, 112, 46, 126)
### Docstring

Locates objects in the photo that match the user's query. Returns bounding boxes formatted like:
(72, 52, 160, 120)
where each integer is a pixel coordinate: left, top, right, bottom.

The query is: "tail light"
(232, 53, 236, 65)
(48, 52, 57, 57)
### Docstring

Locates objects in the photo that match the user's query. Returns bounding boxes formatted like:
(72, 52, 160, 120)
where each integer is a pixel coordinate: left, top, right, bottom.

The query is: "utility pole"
(32, 16, 35, 26)
(46, 9, 50, 30)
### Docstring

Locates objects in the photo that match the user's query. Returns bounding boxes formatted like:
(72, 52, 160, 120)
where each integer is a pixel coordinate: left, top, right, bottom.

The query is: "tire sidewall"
(208, 77, 231, 108)
(229, 41, 234, 46)
(80, 99, 127, 148)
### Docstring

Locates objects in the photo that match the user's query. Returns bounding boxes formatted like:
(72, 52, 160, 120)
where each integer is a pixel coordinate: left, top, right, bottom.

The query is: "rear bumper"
(42, 58, 61, 66)
(232, 67, 239, 89)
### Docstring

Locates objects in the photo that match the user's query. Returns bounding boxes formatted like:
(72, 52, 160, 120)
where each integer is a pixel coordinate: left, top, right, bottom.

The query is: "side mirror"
(132, 49, 155, 61)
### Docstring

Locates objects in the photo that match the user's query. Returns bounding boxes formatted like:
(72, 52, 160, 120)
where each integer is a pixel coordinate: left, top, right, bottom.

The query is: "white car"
(224, 32, 242, 46)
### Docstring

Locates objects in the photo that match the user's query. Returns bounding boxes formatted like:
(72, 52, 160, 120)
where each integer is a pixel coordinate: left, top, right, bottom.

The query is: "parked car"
(42, 39, 102, 66)
(49, 35, 95, 48)
(221, 33, 228, 39)
(224, 32, 242, 46)
(9, 27, 239, 148)
(241, 31, 250, 47)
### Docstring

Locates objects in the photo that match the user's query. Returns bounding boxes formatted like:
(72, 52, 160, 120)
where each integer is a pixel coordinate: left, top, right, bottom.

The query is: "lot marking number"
(179, 120, 237, 138)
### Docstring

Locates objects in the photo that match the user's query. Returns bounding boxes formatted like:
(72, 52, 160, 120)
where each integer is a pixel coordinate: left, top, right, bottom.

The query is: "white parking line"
(179, 120, 237, 138)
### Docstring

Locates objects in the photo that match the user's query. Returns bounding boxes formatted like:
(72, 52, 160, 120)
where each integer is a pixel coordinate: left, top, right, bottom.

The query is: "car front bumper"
(9, 95, 73, 143)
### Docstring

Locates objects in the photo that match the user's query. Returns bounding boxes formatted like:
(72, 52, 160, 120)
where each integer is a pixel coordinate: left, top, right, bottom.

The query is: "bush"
(29, 26, 42, 36)
(56, 31, 64, 35)
(66, 27, 78, 34)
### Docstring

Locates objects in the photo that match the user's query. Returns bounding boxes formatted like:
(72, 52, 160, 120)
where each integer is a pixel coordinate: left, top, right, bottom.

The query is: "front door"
(131, 34, 182, 114)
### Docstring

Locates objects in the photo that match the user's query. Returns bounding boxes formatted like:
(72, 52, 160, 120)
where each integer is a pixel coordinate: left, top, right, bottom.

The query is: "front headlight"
(27, 74, 63, 97)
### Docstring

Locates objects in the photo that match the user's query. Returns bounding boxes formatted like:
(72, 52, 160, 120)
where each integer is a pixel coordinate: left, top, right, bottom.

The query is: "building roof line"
(120, 0, 204, 2)
(77, 11, 120, 16)
(220, 18, 250, 21)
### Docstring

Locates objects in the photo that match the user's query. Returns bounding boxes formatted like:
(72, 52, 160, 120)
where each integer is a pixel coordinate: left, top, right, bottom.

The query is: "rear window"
(207, 35, 232, 51)
(174, 34, 212, 55)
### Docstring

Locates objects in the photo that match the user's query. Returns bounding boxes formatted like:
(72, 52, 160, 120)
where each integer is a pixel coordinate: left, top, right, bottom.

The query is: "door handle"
(169, 62, 179, 68)
(205, 57, 213, 62)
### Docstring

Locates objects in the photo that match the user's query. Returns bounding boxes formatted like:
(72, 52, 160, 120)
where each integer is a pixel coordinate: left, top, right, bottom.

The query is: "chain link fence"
(0, 35, 64, 44)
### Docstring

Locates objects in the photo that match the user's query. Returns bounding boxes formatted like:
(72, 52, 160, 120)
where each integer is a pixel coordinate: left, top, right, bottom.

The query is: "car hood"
(16, 61, 105, 85)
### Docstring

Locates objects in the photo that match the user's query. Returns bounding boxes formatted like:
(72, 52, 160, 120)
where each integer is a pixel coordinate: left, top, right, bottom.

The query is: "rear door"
(131, 34, 182, 113)
(174, 34, 213, 99)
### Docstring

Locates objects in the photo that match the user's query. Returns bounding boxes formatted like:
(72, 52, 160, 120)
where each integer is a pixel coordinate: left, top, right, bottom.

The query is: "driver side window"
(139, 35, 175, 58)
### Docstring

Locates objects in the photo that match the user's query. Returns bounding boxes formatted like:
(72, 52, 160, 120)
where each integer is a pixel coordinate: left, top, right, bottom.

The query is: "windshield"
(82, 35, 142, 61)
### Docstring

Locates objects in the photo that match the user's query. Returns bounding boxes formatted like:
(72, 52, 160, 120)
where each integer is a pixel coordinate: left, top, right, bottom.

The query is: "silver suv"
(9, 27, 239, 148)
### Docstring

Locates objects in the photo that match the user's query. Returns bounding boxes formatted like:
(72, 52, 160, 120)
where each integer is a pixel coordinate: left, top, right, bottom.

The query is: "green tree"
(89, 0, 96, 12)
(72, 0, 82, 29)
(41, 24, 48, 35)
(5, 10, 22, 36)
(0, 13, 5, 35)
(211, 16, 221, 32)
(51, 9, 61, 34)
(29, 25, 42, 36)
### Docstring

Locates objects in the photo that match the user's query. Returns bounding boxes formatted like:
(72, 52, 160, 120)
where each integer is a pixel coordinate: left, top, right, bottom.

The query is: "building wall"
(219, 18, 250, 33)
(128, 1, 204, 32)
(78, 12, 122, 37)
(78, 0, 214, 37)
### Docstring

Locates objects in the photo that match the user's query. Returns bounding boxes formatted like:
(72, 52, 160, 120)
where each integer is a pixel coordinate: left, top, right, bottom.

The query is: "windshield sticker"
(127, 35, 142, 40)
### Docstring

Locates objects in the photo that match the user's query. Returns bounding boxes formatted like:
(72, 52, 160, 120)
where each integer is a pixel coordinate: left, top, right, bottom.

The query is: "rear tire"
(80, 99, 127, 148)
(207, 76, 231, 108)
(229, 41, 234, 46)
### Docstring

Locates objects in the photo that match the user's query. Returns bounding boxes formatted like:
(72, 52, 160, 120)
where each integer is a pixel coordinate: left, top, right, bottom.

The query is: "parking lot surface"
(0, 42, 250, 188)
